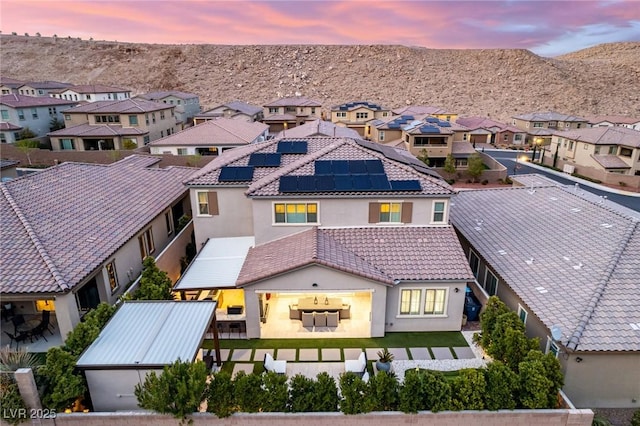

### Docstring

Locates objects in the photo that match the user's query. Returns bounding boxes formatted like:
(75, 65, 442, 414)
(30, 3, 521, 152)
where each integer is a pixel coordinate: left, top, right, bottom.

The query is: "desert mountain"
(1, 35, 638, 122)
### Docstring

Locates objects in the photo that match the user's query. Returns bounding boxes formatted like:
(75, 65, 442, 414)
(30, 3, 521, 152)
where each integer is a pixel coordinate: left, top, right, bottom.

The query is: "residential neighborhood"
(1, 75, 639, 425)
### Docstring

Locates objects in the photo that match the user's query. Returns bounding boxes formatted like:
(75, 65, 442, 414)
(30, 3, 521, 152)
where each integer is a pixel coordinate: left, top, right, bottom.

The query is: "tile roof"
(49, 84, 130, 94)
(0, 77, 24, 88)
(222, 100, 263, 115)
(65, 98, 173, 114)
(264, 96, 322, 107)
(392, 105, 449, 115)
(450, 185, 640, 352)
(0, 94, 78, 108)
(587, 115, 640, 125)
(451, 141, 477, 156)
(456, 116, 523, 133)
(135, 90, 199, 100)
(262, 113, 298, 121)
(48, 122, 147, 137)
(185, 136, 452, 197)
(0, 122, 22, 131)
(512, 110, 587, 122)
(237, 226, 474, 286)
(0, 159, 19, 169)
(149, 118, 268, 147)
(0, 155, 195, 295)
(592, 154, 632, 169)
(331, 101, 388, 112)
(19, 81, 72, 90)
(560, 127, 640, 148)
(276, 119, 360, 139)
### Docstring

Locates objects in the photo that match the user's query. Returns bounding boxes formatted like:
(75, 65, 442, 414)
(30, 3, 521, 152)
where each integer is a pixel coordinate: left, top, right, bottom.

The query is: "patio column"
(211, 314, 222, 367)
(15, 368, 42, 410)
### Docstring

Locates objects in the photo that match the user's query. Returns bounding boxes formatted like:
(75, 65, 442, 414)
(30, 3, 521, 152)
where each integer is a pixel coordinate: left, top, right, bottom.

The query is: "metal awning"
(173, 236, 255, 290)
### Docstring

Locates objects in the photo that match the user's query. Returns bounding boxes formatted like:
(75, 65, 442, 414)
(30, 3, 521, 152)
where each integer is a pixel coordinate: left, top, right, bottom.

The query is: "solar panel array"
(419, 125, 441, 134)
(277, 140, 308, 154)
(218, 166, 255, 182)
(279, 159, 421, 193)
(248, 153, 282, 167)
(338, 101, 383, 111)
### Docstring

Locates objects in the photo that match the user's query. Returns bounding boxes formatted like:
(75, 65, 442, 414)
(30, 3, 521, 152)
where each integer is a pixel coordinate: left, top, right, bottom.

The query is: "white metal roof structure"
(77, 301, 216, 368)
(173, 236, 255, 291)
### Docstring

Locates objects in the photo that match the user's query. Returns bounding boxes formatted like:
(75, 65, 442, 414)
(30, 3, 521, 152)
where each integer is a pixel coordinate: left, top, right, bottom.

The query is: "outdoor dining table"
(297, 297, 343, 312)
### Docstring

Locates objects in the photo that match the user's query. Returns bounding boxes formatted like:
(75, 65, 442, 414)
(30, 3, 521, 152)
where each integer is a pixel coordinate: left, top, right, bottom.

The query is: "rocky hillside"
(1, 35, 639, 122)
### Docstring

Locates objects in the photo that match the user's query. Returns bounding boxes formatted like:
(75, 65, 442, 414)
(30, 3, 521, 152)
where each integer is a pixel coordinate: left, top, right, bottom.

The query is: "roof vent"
(573, 262, 583, 270)
(630, 323, 640, 331)
(525, 257, 534, 265)
(570, 207, 581, 213)
(563, 256, 570, 261)
(599, 195, 608, 205)
(86, 236, 97, 243)
(601, 223, 613, 228)
(498, 249, 507, 255)
(549, 197, 558, 201)
(536, 286, 548, 294)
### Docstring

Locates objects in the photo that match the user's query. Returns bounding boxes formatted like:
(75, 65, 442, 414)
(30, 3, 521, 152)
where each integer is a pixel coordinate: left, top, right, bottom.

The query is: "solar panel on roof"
(420, 125, 440, 134)
(352, 175, 372, 191)
(365, 159, 384, 174)
(388, 123, 400, 129)
(370, 174, 391, 190)
(315, 175, 335, 191)
(401, 115, 413, 120)
(297, 175, 316, 192)
(334, 175, 353, 191)
(349, 160, 367, 174)
(219, 166, 255, 182)
(439, 121, 451, 127)
(315, 160, 333, 175)
(425, 117, 439, 123)
(277, 141, 308, 154)
(248, 153, 282, 167)
(390, 180, 422, 191)
(332, 160, 350, 175)
(279, 176, 298, 192)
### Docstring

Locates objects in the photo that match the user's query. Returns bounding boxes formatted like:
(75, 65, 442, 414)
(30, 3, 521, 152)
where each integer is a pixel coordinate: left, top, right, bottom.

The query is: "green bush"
(133, 256, 174, 300)
(63, 302, 116, 356)
(206, 371, 236, 418)
(339, 372, 371, 414)
(631, 409, 640, 426)
(261, 371, 289, 412)
(450, 368, 486, 410)
(289, 374, 316, 412)
(233, 370, 263, 413)
(314, 372, 339, 412)
(369, 370, 399, 411)
(1, 374, 27, 425)
(479, 296, 511, 350)
(135, 359, 208, 421)
(399, 369, 451, 413)
(517, 356, 555, 408)
(483, 361, 519, 410)
(39, 347, 86, 411)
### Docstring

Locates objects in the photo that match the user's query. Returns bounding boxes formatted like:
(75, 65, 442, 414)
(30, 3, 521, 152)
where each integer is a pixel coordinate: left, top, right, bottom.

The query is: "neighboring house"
(392, 105, 458, 123)
(588, 115, 640, 131)
(178, 136, 474, 340)
(0, 155, 194, 342)
(77, 301, 215, 411)
(330, 101, 391, 137)
(49, 98, 177, 150)
(0, 77, 24, 95)
(262, 96, 322, 133)
(512, 111, 588, 144)
(0, 159, 20, 181)
(275, 119, 360, 139)
(370, 114, 473, 167)
(148, 117, 269, 156)
(16, 81, 72, 97)
(450, 181, 640, 408)
(542, 127, 640, 188)
(134, 90, 201, 127)
(0, 94, 78, 138)
(456, 116, 527, 146)
(0, 122, 23, 143)
(194, 100, 263, 124)
(49, 84, 131, 102)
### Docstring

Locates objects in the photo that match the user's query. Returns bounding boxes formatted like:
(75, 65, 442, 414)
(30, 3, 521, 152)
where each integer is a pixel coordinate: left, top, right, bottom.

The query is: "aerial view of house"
(48, 84, 132, 102)
(330, 101, 392, 137)
(262, 96, 322, 133)
(0, 94, 78, 138)
(134, 90, 201, 127)
(194, 100, 263, 124)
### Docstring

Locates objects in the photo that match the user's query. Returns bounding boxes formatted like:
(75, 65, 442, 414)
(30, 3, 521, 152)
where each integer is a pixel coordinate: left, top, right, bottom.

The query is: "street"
(484, 149, 640, 212)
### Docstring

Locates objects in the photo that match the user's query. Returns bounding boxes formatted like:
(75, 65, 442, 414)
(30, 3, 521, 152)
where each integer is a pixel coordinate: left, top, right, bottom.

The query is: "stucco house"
(512, 111, 588, 145)
(330, 101, 391, 137)
(0, 122, 23, 144)
(0, 155, 194, 343)
(275, 119, 360, 139)
(588, 115, 640, 131)
(49, 98, 177, 150)
(49, 84, 131, 102)
(148, 117, 269, 156)
(450, 179, 640, 408)
(16, 81, 72, 97)
(542, 126, 640, 188)
(262, 96, 322, 133)
(0, 94, 78, 138)
(176, 136, 474, 340)
(392, 105, 458, 123)
(194, 100, 263, 124)
(0, 77, 25, 95)
(456, 116, 527, 146)
(135, 90, 201, 127)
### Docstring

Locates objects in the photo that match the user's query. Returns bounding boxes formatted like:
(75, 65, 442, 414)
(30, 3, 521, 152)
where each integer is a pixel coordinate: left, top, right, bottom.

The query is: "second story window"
(432, 201, 446, 223)
(31, 108, 38, 119)
(336, 112, 346, 118)
(106, 261, 118, 293)
(379, 202, 401, 222)
(17, 109, 25, 120)
(197, 191, 219, 216)
(138, 228, 155, 260)
(269, 107, 279, 114)
(356, 112, 369, 120)
(0, 110, 9, 120)
(370, 202, 413, 224)
(129, 115, 138, 126)
(274, 202, 318, 224)
(160, 111, 165, 120)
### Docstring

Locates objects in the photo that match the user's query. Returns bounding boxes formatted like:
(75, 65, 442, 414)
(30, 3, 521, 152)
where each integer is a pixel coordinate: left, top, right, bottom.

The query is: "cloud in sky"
(1, 0, 638, 56)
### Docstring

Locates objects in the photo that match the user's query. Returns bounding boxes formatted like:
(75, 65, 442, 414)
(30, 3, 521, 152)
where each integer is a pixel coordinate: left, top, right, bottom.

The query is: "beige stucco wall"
(251, 197, 450, 245)
(407, 135, 454, 158)
(84, 369, 160, 412)
(240, 265, 389, 338)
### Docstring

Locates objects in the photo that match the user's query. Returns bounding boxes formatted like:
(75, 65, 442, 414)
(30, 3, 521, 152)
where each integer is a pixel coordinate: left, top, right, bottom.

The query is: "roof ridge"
(0, 184, 70, 292)
(566, 221, 638, 351)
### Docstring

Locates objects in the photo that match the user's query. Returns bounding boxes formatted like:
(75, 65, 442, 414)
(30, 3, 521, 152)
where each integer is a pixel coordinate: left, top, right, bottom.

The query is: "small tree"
(450, 368, 486, 410)
(261, 371, 289, 412)
(314, 372, 339, 412)
(289, 374, 316, 412)
(517, 356, 555, 408)
(122, 138, 138, 150)
(206, 372, 235, 418)
(49, 117, 65, 131)
(135, 359, 208, 421)
(488, 311, 538, 371)
(133, 256, 174, 300)
(63, 302, 116, 356)
(522, 350, 563, 408)
(467, 152, 485, 182)
(443, 154, 456, 179)
(416, 149, 430, 166)
(338, 372, 371, 414)
(14, 139, 39, 165)
(233, 371, 263, 413)
(39, 347, 86, 411)
(483, 361, 519, 410)
(399, 368, 451, 413)
(369, 370, 399, 411)
(479, 296, 511, 349)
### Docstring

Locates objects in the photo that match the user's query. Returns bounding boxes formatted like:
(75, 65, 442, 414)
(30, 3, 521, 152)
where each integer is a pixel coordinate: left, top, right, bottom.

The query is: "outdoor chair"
(2, 303, 15, 322)
(345, 351, 367, 376)
(30, 323, 48, 342)
(40, 310, 55, 335)
(314, 311, 327, 327)
(229, 322, 242, 337)
(339, 304, 351, 319)
(301, 312, 314, 328)
(11, 314, 25, 334)
(289, 304, 301, 320)
(326, 311, 339, 327)
(264, 353, 287, 374)
(4, 330, 31, 349)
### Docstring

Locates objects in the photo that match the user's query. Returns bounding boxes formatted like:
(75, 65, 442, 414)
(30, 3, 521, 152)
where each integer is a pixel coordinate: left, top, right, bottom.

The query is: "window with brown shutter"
(208, 191, 219, 215)
(368, 203, 379, 223)
(401, 202, 413, 223)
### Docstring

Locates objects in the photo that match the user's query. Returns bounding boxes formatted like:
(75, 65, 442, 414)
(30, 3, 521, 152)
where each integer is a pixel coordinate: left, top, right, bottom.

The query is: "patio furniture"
(289, 304, 301, 320)
(301, 312, 314, 328)
(216, 322, 226, 337)
(2, 303, 14, 321)
(40, 310, 55, 335)
(339, 304, 351, 319)
(4, 330, 32, 349)
(314, 312, 327, 327)
(297, 297, 343, 313)
(362, 371, 370, 383)
(30, 323, 48, 342)
(345, 351, 367, 376)
(229, 322, 242, 337)
(264, 353, 286, 374)
(326, 311, 339, 327)
(11, 314, 25, 334)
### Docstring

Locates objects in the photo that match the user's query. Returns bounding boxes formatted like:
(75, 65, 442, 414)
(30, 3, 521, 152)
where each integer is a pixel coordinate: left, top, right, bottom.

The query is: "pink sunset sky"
(1, 0, 639, 56)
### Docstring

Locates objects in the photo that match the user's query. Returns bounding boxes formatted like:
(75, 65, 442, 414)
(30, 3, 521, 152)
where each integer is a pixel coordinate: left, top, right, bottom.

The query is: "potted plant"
(376, 348, 394, 372)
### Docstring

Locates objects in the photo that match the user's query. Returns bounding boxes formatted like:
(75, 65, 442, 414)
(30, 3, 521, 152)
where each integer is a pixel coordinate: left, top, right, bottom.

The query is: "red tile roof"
(0, 94, 78, 108)
(149, 118, 267, 147)
(65, 99, 173, 114)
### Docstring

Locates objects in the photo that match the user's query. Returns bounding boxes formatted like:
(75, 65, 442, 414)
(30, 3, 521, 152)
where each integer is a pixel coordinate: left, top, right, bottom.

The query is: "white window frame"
(138, 228, 155, 259)
(106, 260, 119, 294)
(484, 270, 498, 296)
(273, 201, 319, 225)
(517, 304, 528, 325)
(378, 201, 402, 224)
(546, 337, 559, 358)
(177, 148, 188, 156)
(165, 211, 173, 236)
(431, 200, 447, 224)
(196, 191, 211, 216)
(468, 249, 480, 278)
(379, 131, 385, 141)
(398, 287, 449, 317)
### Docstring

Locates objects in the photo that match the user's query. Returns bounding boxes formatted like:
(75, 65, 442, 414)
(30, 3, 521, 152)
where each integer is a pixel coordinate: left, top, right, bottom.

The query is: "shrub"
(467, 153, 485, 182)
(261, 371, 289, 412)
(133, 256, 174, 300)
(135, 359, 208, 421)
(1, 374, 27, 425)
(369, 370, 399, 411)
(232, 370, 263, 413)
(314, 372, 339, 412)
(479, 296, 511, 350)
(631, 409, 640, 426)
(481, 179, 489, 185)
(39, 347, 86, 411)
(0, 346, 40, 372)
(339, 372, 371, 414)
(522, 350, 563, 408)
(122, 139, 138, 150)
(450, 368, 486, 410)
(517, 355, 555, 408)
(289, 374, 316, 412)
(63, 302, 116, 356)
(399, 369, 451, 413)
(483, 361, 518, 410)
(206, 371, 235, 418)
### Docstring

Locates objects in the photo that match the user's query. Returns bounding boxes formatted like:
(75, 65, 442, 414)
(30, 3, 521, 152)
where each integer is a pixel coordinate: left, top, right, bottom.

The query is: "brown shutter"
(368, 203, 379, 223)
(401, 202, 413, 223)
(138, 236, 145, 259)
(208, 191, 219, 215)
